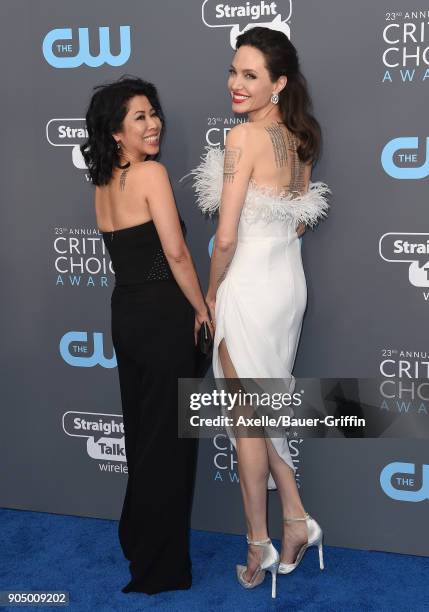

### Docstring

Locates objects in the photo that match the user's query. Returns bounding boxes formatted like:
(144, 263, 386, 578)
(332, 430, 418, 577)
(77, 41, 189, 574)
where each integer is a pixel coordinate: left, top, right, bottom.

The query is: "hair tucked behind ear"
(81, 75, 165, 186)
(236, 27, 321, 164)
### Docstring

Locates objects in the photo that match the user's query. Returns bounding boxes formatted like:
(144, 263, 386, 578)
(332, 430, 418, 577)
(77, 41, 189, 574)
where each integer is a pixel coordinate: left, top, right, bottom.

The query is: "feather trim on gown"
(189, 146, 330, 227)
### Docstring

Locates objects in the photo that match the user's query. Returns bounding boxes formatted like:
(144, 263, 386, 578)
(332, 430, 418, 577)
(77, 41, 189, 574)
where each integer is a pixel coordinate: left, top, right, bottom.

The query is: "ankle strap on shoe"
(283, 512, 310, 523)
(246, 535, 271, 546)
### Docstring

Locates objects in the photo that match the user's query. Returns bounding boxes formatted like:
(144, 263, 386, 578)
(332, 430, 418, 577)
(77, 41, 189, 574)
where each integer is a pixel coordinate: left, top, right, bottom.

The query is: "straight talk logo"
(62, 411, 128, 473)
(46, 118, 88, 172)
(379, 233, 429, 299)
(202, 0, 292, 48)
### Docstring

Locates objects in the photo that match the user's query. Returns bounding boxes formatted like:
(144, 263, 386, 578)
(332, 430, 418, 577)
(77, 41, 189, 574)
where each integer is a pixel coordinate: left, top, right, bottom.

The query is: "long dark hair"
(236, 27, 321, 163)
(81, 75, 165, 186)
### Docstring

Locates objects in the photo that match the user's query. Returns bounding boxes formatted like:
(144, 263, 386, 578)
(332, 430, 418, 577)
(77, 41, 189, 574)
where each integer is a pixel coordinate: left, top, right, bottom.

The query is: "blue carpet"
(0, 508, 427, 611)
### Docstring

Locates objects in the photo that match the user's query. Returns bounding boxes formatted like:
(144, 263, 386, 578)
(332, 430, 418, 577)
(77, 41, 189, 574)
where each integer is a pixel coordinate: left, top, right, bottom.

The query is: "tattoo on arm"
(223, 147, 242, 183)
(217, 262, 231, 286)
(265, 123, 288, 168)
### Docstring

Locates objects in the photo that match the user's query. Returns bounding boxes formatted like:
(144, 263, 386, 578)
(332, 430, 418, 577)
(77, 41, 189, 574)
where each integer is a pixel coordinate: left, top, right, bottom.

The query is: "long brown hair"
(236, 27, 321, 163)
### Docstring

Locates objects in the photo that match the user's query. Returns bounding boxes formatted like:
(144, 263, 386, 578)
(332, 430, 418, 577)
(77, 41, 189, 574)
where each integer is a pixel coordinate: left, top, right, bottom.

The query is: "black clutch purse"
(196, 321, 213, 377)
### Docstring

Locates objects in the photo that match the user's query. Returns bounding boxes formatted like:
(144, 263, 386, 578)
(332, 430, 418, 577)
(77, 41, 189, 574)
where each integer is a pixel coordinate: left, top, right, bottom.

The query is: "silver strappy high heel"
(278, 512, 324, 574)
(236, 536, 280, 598)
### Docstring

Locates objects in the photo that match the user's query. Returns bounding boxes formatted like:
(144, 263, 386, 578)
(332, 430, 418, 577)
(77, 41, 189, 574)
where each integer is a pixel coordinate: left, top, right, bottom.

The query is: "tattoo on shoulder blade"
(265, 123, 288, 168)
(223, 147, 242, 183)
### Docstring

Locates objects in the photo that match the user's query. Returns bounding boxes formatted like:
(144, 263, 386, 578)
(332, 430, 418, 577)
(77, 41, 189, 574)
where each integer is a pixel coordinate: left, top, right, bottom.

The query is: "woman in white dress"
(192, 28, 329, 598)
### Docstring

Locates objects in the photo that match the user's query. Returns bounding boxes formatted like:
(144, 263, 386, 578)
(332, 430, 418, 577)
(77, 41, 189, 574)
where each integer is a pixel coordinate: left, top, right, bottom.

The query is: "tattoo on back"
(119, 167, 129, 191)
(266, 123, 307, 194)
(288, 132, 306, 195)
(223, 147, 242, 183)
(265, 123, 288, 168)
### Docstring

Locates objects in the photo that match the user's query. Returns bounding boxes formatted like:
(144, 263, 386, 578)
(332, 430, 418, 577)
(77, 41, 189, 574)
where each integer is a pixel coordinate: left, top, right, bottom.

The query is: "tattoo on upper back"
(266, 124, 307, 194)
(265, 123, 288, 168)
(119, 167, 129, 191)
(223, 147, 242, 183)
(117, 160, 131, 192)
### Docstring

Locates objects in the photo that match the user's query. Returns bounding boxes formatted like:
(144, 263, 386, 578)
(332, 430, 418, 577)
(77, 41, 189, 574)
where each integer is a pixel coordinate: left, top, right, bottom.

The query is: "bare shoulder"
(225, 122, 253, 147)
(126, 161, 171, 199)
(225, 122, 258, 165)
(131, 160, 169, 181)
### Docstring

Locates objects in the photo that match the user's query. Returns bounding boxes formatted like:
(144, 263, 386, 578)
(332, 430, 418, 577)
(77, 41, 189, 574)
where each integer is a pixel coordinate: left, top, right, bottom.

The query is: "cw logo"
(381, 137, 429, 179)
(42, 26, 131, 68)
(380, 462, 429, 502)
(60, 332, 117, 368)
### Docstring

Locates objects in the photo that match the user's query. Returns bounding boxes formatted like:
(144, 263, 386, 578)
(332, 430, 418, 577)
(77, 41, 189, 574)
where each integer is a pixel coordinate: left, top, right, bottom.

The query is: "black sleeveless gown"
(103, 219, 198, 595)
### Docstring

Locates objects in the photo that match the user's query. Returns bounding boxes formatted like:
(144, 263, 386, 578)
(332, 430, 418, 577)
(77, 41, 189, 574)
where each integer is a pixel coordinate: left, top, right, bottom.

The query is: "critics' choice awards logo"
(212, 433, 303, 487)
(205, 115, 247, 147)
(378, 346, 429, 415)
(202, 0, 292, 47)
(63, 411, 127, 473)
(42, 26, 131, 68)
(60, 332, 117, 368)
(380, 462, 429, 501)
(46, 119, 88, 173)
(381, 10, 429, 83)
(381, 136, 429, 179)
(54, 227, 114, 288)
(379, 233, 429, 299)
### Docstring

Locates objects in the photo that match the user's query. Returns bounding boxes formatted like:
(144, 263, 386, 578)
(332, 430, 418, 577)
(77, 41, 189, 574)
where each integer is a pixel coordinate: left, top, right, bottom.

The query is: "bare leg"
(218, 339, 269, 581)
(219, 338, 307, 568)
(265, 439, 308, 563)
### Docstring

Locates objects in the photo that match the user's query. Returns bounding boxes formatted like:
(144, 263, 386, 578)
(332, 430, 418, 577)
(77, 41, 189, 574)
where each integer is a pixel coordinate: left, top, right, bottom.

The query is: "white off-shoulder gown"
(192, 147, 330, 489)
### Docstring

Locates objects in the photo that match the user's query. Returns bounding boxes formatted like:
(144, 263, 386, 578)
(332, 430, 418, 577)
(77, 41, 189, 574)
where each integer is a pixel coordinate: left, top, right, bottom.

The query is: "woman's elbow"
(215, 236, 237, 252)
(165, 245, 189, 264)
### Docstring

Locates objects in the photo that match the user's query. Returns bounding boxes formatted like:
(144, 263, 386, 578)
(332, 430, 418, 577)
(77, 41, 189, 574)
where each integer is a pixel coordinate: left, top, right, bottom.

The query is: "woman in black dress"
(81, 77, 211, 595)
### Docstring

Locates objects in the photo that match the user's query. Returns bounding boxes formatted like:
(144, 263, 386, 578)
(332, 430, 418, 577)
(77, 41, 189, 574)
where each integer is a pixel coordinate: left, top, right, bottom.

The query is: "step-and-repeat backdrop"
(1, 0, 428, 556)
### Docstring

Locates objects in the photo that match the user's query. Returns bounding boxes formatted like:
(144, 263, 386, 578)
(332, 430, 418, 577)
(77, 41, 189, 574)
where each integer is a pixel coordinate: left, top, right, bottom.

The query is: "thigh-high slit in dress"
(191, 147, 329, 489)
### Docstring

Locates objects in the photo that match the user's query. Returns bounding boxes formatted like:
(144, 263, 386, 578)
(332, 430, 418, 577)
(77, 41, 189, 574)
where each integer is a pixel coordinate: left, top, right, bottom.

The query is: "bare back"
(247, 121, 312, 197)
(95, 165, 152, 232)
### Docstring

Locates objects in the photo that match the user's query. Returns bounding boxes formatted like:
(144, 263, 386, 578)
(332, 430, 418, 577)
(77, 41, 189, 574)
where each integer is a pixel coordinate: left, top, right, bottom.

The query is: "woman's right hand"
(205, 294, 216, 328)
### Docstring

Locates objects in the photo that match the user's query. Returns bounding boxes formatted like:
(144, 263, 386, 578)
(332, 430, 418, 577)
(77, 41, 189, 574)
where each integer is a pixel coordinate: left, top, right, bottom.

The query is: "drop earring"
(116, 140, 130, 168)
(115, 140, 130, 190)
(270, 92, 279, 105)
